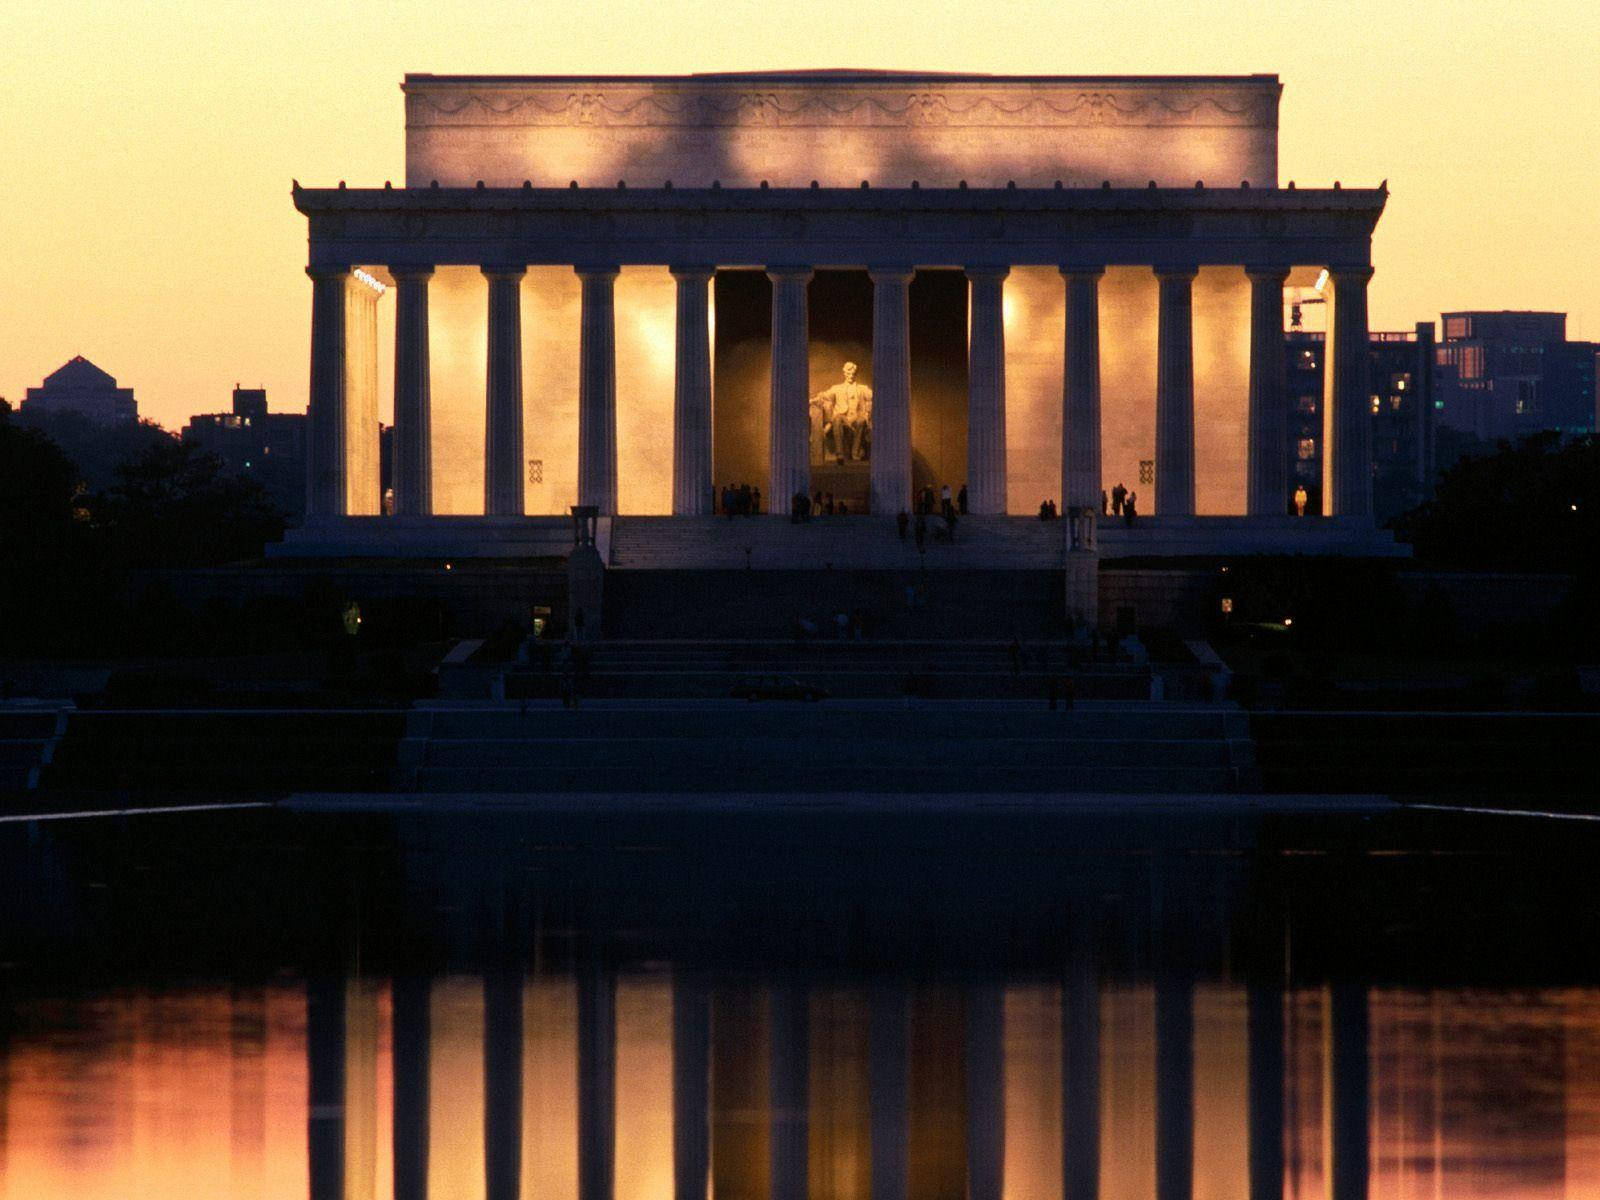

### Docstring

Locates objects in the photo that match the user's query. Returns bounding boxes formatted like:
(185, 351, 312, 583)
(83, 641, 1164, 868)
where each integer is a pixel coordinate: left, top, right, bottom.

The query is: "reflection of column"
(485, 266, 526, 517)
(306, 973, 346, 1200)
(768, 268, 813, 511)
(1154, 971, 1194, 1200)
(578, 963, 617, 1200)
(577, 266, 620, 514)
(1155, 267, 1198, 515)
(1062, 954, 1100, 1200)
(672, 973, 712, 1200)
(485, 968, 524, 1200)
(1326, 982, 1369, 1200)
(964, 986, 1004, 1200)
(671, 267, 715, 516)
(870, 984, 909, 1200)
(769, 981, 809, 1200)
(870, 267, 915, 515)
(1246, 266, 1291, 515)
(1325, 267, 1375, 518)
(965, 267, 1008, 515)
(1248, 978, 1286, 1200)
(393, 974, 431, 1200)
(1062, 266, 1104, 512)
(307, 267, 350, 517)
(392, 265, 435, 517)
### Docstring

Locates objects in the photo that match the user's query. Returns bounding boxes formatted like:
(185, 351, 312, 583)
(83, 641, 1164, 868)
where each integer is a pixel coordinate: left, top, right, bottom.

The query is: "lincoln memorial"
(281, 71, 1398, 582)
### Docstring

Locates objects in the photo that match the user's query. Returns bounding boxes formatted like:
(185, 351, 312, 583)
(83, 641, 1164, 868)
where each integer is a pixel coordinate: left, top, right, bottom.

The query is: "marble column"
(577, 266, 620, 514)
(1154, 971, 1194, 1200)
(1325, 266, 1375, 518)
(306, 267, 350, 517)
(768, 268, 813, 512)
(769, 981, 809, 1200)
(1062, 266, 1105, 513)
(870, 267, 915, 516)
(965, 267, 1008, 515)
(392, 265, 434, 517)
(1155, 267, 1198, 516)
(484, 967, 524, 1200)
(869, 983, 909, 1200)
(484, 266, 526, 517)
(1325, 982, 1370, 1200)
(1062, 954, 1101, 1200)
(671, 267, 715, 515)
(392, 974, 431, 1200)
(578, 962, 617, 1200)
(672, 972, 712, 1200)
(306, 972, 346, 1200)
(1246, 266, 1291, 516)
(1247, 979, 1286, 1200)
(964, 986, 1004, 1200)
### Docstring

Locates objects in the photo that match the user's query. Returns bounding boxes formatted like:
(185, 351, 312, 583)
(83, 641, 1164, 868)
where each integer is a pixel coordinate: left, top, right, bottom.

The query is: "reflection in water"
(6, 981, 1600, 1199)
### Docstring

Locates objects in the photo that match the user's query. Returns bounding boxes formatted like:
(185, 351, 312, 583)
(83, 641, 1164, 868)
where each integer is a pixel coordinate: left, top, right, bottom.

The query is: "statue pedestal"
(810, 460, 872, 513)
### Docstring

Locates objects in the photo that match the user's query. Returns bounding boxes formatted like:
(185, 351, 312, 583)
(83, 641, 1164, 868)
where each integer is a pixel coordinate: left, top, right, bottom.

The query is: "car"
(730, 674, 829, 702)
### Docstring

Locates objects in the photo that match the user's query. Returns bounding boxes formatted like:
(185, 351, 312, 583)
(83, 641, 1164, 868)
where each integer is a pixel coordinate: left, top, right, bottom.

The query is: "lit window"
(1371, 395, 1382, 413)
(1220, 597, 1234, 615)
(1390, 395, 1403, 411)
(1297, 438, 1316, 460)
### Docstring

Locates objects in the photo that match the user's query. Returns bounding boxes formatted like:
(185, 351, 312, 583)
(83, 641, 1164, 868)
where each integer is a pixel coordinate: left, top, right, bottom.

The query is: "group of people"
(720, 483, 762, 517)
(1103, 483, 1139, 525)
(789, 490, 854, 522)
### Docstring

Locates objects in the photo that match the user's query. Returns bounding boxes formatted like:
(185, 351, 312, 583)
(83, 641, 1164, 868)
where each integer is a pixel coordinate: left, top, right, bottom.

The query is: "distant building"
(183, 386, 309, 519)
(22, 356, 137, 425)
(1434, 312, 1597, 440)
(1285, 324, 1436, 523)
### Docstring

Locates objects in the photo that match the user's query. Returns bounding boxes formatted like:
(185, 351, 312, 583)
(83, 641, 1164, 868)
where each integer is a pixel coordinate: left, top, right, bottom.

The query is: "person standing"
(940, 483, 953, 521)
(957, 484, 968, 515)
(1124, 491, 1137, 526)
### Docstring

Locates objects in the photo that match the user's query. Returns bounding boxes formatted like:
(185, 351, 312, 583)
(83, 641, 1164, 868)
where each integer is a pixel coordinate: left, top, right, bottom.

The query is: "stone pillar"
(484, 966, 524, 1200)
(671, 267, 716, 515)
(1154, 970, 1194, 1200)
(392, 974, 431, 1200)
(1062, 266, 1104, 512)
(484, 266, 526, 517)
(869, 984, 909, 1200)
(1062, 951, 1100, 1200)
(392, 265, 434, 517)
(870, 267, 915, 516)
(577, 266, 620, 514)
(1155, 267, 1198, 516)
(1325, 982, 1370, 1200)
(672, 972, 712, 1200)
(768, 268, 813, 513)
(964, 986, 1004, 1200)
(965, 267, 1008, 515)
(578, 961, 617, 1200)
(306, 267, 350, 517)
(1247, 979, 1285, 1200)
(1325, 267, 1375, 517)
(769, 981, 809, 1200)
(306, 972, 345, 1200)
(1246, 266, 1291, 516)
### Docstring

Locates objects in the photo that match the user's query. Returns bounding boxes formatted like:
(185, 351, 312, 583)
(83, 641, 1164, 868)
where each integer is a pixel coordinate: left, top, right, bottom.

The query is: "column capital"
(1058, 263, 1105, 280)
(766, 265, 814, 284)
(669, 264, 717, 282)
(964, 264, 1011, 282)
(574, 263, 620, 280)
(306, 264, 350, 282)
(1326, 263, 1376, 283)
(1154, 264, 1199, 282)
(867, 265, 916, 285)
(1243, 264, 1292, 285)
(481, 263, 527, 280)
(388, 263, 435, 281)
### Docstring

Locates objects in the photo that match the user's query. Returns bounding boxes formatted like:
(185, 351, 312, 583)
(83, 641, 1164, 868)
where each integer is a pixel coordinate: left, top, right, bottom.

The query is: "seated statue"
(811, 361, 873, 462)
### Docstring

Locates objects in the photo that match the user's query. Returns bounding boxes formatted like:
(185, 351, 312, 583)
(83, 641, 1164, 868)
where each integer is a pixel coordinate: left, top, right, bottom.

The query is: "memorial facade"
(289, 71, 1390, 561)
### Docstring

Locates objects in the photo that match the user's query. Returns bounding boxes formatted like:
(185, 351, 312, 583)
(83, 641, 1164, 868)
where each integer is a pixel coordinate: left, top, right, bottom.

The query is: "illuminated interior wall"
(909, 272, 968, 496)
(1002, 985, 1062, 1200)
(343, 977, 383, 1200)
(712, 271, 772, 496)
(522, 976, 578, 1200)
(712, 983, 771, 1200)
(614, 267, 677, 514)
(343, 281, 381, 514)
(522, 268, 581, 515)
(429, 976, 486, 1200)
(429, 267, 488, 515)
(908, 987, 966, 1200)
(614, 975, 674, 1200)
(1191, 985, 1247, 1200)
(808, 987, 871, 1200)
(1097, 985, 1155, 1200)
(1192, 267, 1251, 515)
(1002, 267, 1064, 513)
(1100, 269, 1159, 514)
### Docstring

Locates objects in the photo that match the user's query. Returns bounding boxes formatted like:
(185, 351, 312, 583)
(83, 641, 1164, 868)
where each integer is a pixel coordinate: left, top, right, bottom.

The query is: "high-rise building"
(1435, 312, 1596, 440)
(182, 386, 309, 518)
(21, 357, 137, 425)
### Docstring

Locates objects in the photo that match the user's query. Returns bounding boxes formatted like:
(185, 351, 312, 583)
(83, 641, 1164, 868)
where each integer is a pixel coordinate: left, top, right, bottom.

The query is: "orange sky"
(2, 0, 1597, 432)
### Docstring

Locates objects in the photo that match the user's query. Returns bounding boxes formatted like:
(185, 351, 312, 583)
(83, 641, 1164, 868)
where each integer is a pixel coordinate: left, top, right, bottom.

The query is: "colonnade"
(306, 261, 1373, 522)
(306, 970, 1372, 1200)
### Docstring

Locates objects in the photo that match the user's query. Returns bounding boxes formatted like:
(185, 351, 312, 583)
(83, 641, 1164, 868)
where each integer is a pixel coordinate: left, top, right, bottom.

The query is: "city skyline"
(3, 0, 1598, 432)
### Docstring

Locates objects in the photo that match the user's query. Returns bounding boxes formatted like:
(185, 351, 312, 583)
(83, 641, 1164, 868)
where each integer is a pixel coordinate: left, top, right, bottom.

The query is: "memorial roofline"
(402, 71, 1282, 88)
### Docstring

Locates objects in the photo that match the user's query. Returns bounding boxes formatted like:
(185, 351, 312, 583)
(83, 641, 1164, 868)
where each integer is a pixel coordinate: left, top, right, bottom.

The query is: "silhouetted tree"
(0, 400, 81, 561)
(15, 408, 175, 494)
(93, 440, 285, 566)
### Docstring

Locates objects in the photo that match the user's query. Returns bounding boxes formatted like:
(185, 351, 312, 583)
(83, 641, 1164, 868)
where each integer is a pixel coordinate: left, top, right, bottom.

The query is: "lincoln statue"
(811, 362, 873, 463)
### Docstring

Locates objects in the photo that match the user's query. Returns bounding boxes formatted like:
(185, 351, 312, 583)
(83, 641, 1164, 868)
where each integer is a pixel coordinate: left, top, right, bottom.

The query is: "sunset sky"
(2, 0, 1597, 432)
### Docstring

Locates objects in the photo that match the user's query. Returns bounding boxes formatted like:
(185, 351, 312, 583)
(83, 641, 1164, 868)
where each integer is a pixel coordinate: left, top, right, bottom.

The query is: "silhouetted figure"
(1111, 482, 1127, 516)
(1124, 491, 1137, 526)
(825, 492, 836, 516)
(897, 510, 909, 540)
(940, 483, 953, 521)
(957, 484, 968, 515)
(920, 485, 935, 516)
(1039, 500, 1050, 521)
(752, 486, 761, 515)
(1101, 489, 1109, 515)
